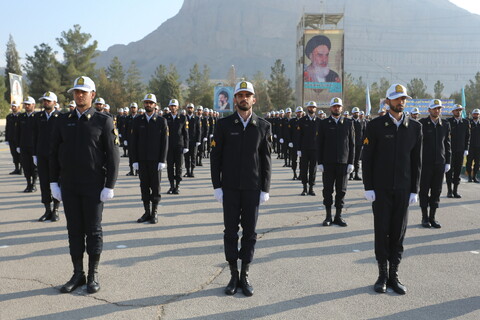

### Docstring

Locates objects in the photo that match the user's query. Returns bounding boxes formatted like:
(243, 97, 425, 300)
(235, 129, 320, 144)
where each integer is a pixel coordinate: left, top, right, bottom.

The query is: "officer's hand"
(209, 134, 213, 138)
(288, 142, 293, 148)
(464, 150, 469, 157)
(279, 138, 284, 144)
(5, 141, 8, 145)
(16, 147, 20, 153)
(124, 140, 128, 146)
(346, 164, 354, 174)
(132, 162, 139, 171)
(364, 190, 375, 202)
(33, 156, 38, 166)
(317, 164, 324, 172)
(297, 151, 302, 158)
(183, 148, 189, 154)
(408, 193, 418, 205)
(274, 134, 277, 138)
(100, 187, 114, 202)
(214, 188, 223, 203)
(158, 162, 166, 171)
(444, 164, 451, 173)
(203, 137, 208, 142)
(50, 183, 62, 202)
(259, 191, 270, 204)
(196, 142, 201, 147)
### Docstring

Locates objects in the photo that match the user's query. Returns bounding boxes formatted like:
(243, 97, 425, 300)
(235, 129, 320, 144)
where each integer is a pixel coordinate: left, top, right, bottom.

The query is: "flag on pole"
(461, 87, 467, 118)
(365, 85, 372, 116)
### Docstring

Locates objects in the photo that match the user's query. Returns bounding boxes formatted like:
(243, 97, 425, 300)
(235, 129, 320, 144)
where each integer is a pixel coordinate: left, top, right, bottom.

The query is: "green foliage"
(124, 62, 145, 108)
(186, 64, 212, 107)
(464, 72, 480, 110)
(344, 73, 366, 110)
(251, 71, 272, 115)
(0, 75, 10, 118)
(148, 64, 182, 108)
(4, 35, 22, 102)
(407, 78, 431, 99)
(267, 59, 294, 108)
(433, 80, 445, 99)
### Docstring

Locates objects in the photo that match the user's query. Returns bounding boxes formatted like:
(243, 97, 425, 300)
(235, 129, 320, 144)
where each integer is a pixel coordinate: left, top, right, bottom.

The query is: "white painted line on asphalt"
(0, 245, 9, 248)
(470, 251, 479, 254)
(116, 245, 128, 249)
(353, 249, 361, 252)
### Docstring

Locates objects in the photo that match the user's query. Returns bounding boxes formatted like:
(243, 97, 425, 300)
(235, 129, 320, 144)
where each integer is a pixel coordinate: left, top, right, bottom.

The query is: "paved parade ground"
(0, 145, 479, 320)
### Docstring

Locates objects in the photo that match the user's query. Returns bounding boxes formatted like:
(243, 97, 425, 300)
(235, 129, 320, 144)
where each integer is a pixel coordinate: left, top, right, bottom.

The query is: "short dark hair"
(305, 35, 331, 57)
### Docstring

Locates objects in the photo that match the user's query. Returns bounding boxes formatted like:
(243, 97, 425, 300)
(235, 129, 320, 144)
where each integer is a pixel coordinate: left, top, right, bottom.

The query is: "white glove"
(408, 193, 418, 205)
(279, 138, 284, 144)
(196, 142, 201, 147)
(33, 156, 38, 166)
(288, 142, 293, 148)
(203, 137, 207, 142)
(16, 147, 20, 153)
(118, 134, 122, 138)
(274, 134, 277, 138)
(364, 190, 375, 202)
(209, 134, 213, 138)
(297, 151, 302, 157)
(214, 188, 223, 203)
(183, 148, 189, 154)
(444, 164, 451, 173)
(50, 183, 62, 202)
(132, 162, 139, 171)
(5, 141, 8, 145)
(100, 187, 114, 202)
(123, 140, 128, 146)
(158, 162, 166, 171)
(346, 164, 354, 174)
(317, 164, 324, 172)
(464, 150, 469, 157)
(260, 191, 270, 204)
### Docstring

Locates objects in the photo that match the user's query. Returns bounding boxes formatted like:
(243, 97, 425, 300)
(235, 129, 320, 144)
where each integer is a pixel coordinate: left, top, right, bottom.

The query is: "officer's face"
(11, 105, 19, 113)
(411, 113, 419, 119)
(452, 109, 462, 118)
(196, 110, 202, 116)
(73, 89, 95, 108)
(330, 104, 342, 116)
(234, 91, 256, 112)
(296, 111, 302, 118)
(353, 112, 359, 119)
(42, 99, 55, 111)
(473, 113, 479, 120)
(387, 97, 406, 113)
(307, 106, 316, 115)
(169, 105, 178, 114)
(144, 101, 155, 114)
(310, 45, 330, 68)
(187, 107, 194, 115)
(24, 103, 35, 113)
(428, 107, 442, 119)
(94, 103, 104, 112)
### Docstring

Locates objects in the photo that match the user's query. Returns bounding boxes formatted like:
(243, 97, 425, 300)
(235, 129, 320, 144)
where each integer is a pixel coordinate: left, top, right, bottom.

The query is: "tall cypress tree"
(267, 59, 293, 108)
(4, 35, 22, 102)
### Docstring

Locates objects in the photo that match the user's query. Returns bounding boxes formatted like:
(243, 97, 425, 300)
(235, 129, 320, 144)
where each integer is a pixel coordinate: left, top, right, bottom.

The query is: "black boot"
(167, 181, 174, 194)
(184, 169, 190, 177)
(453, 184, 462, 198)
(38, 203, 52, 222)
(173, 181, 180, 194)
(24, 178, 32, 193)
(322, 206, 332, 226)
(354, 172, 362, 181)
(374, 262, 388, 293)
(292, 171, 297, 180)
(387, 263, 407, 295)
(10, 163, 21, 175)
(60, 256, 86, 293)
(421, 207, 431, 228)
(150, 202, 159, 224)
(308, 185, 316, 196)
(467, 171, 473, 182)
(240, 262, 254, 297)
(301, 184, 308, 196)
(137, 201, 151, 223)
(190, 167, 195, 178)
(429, 208, 441, 228)
(225, 261, 239, 295)
(473, 172, 479, 183)
(333, 208, 347, 227)
(87, 254, 101, 293)
(31, 176, 37, 192)
(349, 173, 353, 180)
(446, 183, 453, 198)
(51, 199, 60, 222)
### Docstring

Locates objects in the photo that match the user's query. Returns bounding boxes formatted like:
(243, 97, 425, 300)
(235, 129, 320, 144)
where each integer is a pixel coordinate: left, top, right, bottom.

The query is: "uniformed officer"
(116, 108, 127, 157)
(5, 102, 22, 175)
(418, 99, 451, 229)
(164, 99, 189, 194)
(125, 102, 139, 176)
(67, 100, 76, 112)
(410, 107, 420, 120)
(363, 84, 422, 295)
(351, 107, 366, 180)
(50, 76, 120, 294)
(466, 108, 480, 182)
(317, 97, 355, 227)
(184, 103, 201, 177)
(279, 108, 292, 167)
(16, 96, 38, 192)
(211, 80, 272, 297)
(288, 107, 303, 180)
(33, 92, 61, 222)
(94, 97, 106, 112)
(195, 106, 208, 166)
(206, 108, 215, 158)
(446, 104, 470, 198)
(295, 101, 321, 196)
(130, 93, 168, 224)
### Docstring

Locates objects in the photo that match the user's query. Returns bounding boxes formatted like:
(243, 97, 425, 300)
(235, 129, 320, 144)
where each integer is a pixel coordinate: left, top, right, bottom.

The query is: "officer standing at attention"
(16, 96, 38, 192)
(362, 84, 422, 295)
(195, 106, 207, 166)
(211, 81, 272, 297)
(317, 98, 355, 227)
(5, 102, 22, 175)
(50, 76, 120, 294)
(289, 107, 303, 180)
(296, 101, 321, 196)
(164, 99, 189, 194)
(446, 104, 470, 198)
(184, 103, 201, 177)
(125, 103, 139, 176)
(418, 99, 451, 229)
(410, 108, 420, 120)
(130, 93, 168, 224)
(466, 108, 480, 182)
(33, 92, 61, 222)
(350, 107, 366, 180)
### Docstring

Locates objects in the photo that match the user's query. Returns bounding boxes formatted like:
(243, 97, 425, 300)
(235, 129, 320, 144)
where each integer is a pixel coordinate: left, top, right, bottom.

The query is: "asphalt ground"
(0, 145, 479, 320)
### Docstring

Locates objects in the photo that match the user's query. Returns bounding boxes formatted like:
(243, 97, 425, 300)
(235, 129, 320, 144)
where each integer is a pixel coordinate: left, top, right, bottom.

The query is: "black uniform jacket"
(5, 113, 20, 143)
(210, 112, 272, 192)
(447, 117, 470, 152)
(419, 117, 451, 165)
(164, 113, 189, 149)
(362, 114, 423, 192)
(33, 110, 61, 157)
(186, 115, 202, 144)
(318, 116, 355, 165)
(130, 113, 168, 163)
(353, 118, 366, 147)
(295, 115, 321, 151)
(16, 112, 36, 150)
(49, 107, 120, 189)
(468, 119, 480, 149)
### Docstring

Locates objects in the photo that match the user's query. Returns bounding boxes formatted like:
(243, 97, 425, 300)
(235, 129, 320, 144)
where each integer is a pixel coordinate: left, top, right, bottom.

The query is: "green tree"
(186, 64, 212, 107)
(225, 65, 237, 87)
(251, 71, 272, 114)
(124, 61, 145, 109)
(102, 56, 126, 109)
(407, 78, 431, 99)
(464, 72, 480, 109)
(267, 59, 293, 108)
(343, 73, 365, 111)
(433, 80, 445, 99)
(0, 75, 10, 118)
(148, 64, 182, 108)
(4, 35, 22, 102)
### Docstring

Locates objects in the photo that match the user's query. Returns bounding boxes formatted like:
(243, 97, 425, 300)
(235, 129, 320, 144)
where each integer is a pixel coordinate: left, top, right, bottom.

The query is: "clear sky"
(1, 0, 479, 68)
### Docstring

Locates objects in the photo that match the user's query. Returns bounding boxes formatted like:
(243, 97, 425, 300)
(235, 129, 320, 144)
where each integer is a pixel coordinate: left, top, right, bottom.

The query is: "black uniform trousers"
(62, 184, 103, 257)
(446, 151, 464, 185)
(21, 148, 37, 184)
(299, 149, 317, 186)
(290, 148, 298, 173)
(419, 163, 444, 209)
(9, 143, 20, 166)
(37, 156, 52, 204)
(322, 163, 348, 208)
(372, 189, 410, 265)
(139, 161, 161, 203)
(466, 147, 480, 176)
(184, 142, 198, 172)
(282, 143, 290, 165)
(353, 145, 363, 174)
(167, 146, 184, 183)
(223, 188, 260, 263)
